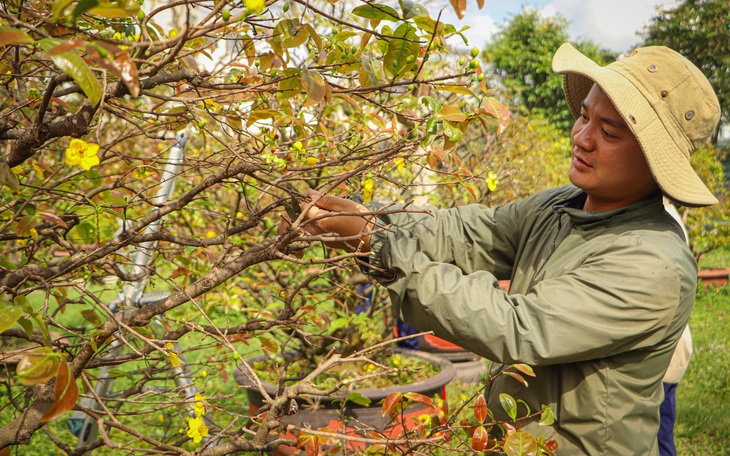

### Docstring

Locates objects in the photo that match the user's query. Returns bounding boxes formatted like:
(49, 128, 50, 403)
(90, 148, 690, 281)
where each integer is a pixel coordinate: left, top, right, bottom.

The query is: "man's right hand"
(300, 189, 374, 252)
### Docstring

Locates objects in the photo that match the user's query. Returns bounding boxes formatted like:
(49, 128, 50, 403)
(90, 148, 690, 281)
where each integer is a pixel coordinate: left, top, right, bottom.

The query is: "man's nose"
(572, 124, 594, 151)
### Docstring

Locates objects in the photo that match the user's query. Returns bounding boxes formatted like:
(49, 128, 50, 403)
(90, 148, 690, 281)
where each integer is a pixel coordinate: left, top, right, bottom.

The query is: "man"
(291, 43, 720, 454)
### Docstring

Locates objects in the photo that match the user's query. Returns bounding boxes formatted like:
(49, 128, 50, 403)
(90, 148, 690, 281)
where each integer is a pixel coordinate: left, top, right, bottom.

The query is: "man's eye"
(602, 129, 617, 139)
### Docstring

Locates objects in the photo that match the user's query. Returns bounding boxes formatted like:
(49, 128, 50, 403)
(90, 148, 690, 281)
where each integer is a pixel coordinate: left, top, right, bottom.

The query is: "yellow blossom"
(486, 171, 499, 192)
(165, 343, 181, 368)
(29, 228, 38, 239)
(194, 392, 206, 417)
(305, 156, 317, 167)
(168, 28, 178, 39)
(206, 230, 216, 238)
(362, 177, 374, 204)
(65, 139, 100, 171)
(394, 157, 405, 173)
(245, 0, 265, 15)
(187, 416, 208, 444)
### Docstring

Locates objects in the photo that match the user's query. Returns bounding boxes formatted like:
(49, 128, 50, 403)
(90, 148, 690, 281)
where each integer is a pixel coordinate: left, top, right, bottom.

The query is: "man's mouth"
(572, 152, 593, 170)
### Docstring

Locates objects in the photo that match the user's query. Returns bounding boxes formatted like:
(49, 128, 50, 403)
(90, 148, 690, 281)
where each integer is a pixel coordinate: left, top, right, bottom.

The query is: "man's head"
(553, 43, 721, 207)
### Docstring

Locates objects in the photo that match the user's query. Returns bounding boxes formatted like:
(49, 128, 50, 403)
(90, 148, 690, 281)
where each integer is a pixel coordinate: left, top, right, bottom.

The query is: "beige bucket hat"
(552, 43, 721, 207)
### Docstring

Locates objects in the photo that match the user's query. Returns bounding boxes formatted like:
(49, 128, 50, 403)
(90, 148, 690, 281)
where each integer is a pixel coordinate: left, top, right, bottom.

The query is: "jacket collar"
(553, 187, 664, 230)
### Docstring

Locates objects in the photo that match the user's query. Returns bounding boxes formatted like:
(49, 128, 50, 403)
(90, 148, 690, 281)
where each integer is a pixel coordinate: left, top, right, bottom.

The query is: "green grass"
(698, 244, 730, 269)
(676, 283, 730, 456)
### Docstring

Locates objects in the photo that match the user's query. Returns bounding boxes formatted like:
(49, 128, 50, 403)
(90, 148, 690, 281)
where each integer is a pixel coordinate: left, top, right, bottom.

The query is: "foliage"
(0, 0, 555, 454)
(641, 0, 730, 130)
(681, 144, 730, 259)
(484, 9, 616, 132)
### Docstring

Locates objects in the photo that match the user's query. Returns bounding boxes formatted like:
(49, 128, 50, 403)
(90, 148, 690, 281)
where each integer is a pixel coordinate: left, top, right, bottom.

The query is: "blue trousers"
(658, 382, 678, 456)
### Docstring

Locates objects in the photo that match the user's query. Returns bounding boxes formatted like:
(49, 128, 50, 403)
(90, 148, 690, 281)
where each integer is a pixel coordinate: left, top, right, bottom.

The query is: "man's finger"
(306, 188, 365, 213)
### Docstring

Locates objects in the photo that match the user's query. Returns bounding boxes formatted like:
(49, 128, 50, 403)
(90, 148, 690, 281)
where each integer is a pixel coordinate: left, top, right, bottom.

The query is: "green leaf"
(399, 0, 429, 19)
(0, 163, 19, 191)
(0, 27, 35, 46)
(301, 68, 326, 106)
(52, 0, 76, 22)
(499, 392, 517, 421)
(16, 347, 60, 386)
(352, 5, 400, 21)
(276, 68, 303, 100)
(359, 55, 386, 87)
(89, 0, 141, 18)
(71, 0, 99, 18)
(39, 38, 102, 105)
(383, 23, 419, 79)
(435, 84, 475, 96)
(328, 317, 348, 334)
(0, 300, 24, 332)
(345, 392, 372, 406)
(17, 316, 34, 339)
(442, 120, 462, 142)
(539, 404, 555, 426)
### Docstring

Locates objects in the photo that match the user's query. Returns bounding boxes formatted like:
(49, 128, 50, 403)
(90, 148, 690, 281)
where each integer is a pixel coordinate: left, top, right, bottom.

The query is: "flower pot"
(698, 269, 730, 288)
(235, 348, 456, 455)
(417, 335, 488, 384)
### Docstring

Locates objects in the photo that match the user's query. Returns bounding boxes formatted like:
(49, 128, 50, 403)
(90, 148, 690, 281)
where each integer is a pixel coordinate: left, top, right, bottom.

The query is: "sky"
(434, 0, 682, 54)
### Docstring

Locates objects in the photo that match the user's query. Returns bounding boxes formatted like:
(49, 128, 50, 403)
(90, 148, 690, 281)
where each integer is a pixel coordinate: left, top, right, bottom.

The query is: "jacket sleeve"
(370, 202, 521, 280)
(369, 228, 687, 366)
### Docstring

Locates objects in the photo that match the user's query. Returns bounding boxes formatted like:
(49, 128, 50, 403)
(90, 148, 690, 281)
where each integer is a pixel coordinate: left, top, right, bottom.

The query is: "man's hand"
(302, 189, 374, 252)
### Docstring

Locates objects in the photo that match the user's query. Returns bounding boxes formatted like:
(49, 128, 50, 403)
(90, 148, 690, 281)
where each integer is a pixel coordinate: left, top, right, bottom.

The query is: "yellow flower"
(206, 230, 216, 238)
(194, 392, 206, 417)
(187, 416, 208, 443)
(305, 156, 317, 167)
(245, 0, 265, 15)
(394, 157, 405, 173)
(65, 139, 100, 171)
(165, 343, 181, 368)
(362, 177, 374, 204)
(486, 171, 499, 192)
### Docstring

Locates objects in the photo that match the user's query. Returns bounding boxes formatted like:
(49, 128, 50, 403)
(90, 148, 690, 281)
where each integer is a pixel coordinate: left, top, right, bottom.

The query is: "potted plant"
(233, 272, 457, 454)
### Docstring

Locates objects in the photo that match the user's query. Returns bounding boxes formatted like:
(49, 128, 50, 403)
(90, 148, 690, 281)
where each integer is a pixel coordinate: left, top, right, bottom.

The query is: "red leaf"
(47, 39, 87, 55)
(39, 212, 69, 228)
(381, 392, 403, 417)
(503, 371, 529, 387)
(474, 394, 488, 424)
(86, 42, 140, 97)
(41, 359, 79, 422)
(512, 363, 536, 377)
(404, 392, 437, 413)
(471, 425, 488, 451)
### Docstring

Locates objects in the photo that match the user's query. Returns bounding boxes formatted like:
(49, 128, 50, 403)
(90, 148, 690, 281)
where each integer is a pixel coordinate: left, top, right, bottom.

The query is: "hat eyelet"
(647, 64, 658, 72)
(629, 115, 637, 124)
(661, 91, 669, 98)
(685, 110, 694, 120)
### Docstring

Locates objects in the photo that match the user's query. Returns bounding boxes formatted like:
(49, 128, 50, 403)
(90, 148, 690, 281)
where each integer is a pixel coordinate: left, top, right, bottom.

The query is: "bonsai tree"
(0, 0, 556, 454)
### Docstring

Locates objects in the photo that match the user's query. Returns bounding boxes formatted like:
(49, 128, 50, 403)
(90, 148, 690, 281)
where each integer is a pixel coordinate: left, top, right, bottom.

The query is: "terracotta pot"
(417, 335, 488, 384)
(698, 268, 730, 288)
(235, 348, 456, 455)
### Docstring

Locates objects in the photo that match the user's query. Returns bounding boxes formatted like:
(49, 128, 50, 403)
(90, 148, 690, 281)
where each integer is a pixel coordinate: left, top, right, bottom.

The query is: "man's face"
(569, 84, 659, 211)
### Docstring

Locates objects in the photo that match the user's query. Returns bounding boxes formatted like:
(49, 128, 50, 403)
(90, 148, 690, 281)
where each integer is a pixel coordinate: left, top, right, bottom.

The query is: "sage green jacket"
(369, 185, 696, 455)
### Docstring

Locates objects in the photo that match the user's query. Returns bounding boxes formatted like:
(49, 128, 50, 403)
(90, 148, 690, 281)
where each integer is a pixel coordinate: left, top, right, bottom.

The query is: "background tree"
(641, 0, 730, 140)
(483, 9, 616, 131)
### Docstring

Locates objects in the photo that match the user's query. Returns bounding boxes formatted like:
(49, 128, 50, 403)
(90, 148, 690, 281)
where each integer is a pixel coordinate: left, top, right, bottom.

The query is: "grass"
(698, 244, 730, 269)
(676, 266, 730, 454)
